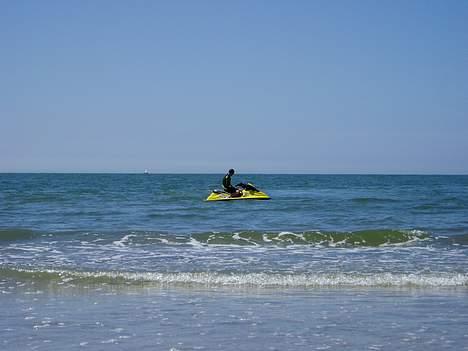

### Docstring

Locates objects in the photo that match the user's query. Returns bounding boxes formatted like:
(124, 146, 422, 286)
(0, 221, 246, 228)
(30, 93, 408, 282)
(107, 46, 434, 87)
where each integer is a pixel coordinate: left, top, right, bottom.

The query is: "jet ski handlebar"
(236, 182, 259, 191)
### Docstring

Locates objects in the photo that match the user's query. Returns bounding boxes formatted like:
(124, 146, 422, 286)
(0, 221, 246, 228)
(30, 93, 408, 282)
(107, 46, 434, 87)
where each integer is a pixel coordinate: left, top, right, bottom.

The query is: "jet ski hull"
(206, 189, 270, 201)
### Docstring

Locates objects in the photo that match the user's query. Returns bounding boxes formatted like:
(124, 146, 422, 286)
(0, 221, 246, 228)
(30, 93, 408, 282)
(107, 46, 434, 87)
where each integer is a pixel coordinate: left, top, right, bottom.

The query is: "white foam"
(21, 268, 468, 288)
(112, 234, 136, 247)
(188, 237, 205, 248)
(232, 233, 258, 246)
(87, 271, 468, 287)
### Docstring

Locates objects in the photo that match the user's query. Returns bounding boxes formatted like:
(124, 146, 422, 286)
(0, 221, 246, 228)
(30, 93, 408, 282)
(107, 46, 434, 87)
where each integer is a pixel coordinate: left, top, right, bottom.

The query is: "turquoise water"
(1, 174, 468, 350)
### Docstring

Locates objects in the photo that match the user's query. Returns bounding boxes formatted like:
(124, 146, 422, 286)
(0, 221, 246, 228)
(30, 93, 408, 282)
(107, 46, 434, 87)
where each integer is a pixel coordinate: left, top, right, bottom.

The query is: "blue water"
(2, 174, 467, 234)
(1, 174, 468, 350)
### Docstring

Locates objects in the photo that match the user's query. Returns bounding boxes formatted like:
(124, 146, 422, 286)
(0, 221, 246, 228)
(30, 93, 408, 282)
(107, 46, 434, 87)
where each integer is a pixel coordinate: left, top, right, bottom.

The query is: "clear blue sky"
(1, 0, 467, 173)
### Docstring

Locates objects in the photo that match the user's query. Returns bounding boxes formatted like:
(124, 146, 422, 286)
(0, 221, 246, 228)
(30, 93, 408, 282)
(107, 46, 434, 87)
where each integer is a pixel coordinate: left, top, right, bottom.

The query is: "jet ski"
(206, 182, 271, 201)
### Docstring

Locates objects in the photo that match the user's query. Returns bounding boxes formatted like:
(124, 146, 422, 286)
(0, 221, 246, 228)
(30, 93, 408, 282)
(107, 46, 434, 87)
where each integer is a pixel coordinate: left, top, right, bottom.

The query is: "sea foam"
(4, 268, 468, 288)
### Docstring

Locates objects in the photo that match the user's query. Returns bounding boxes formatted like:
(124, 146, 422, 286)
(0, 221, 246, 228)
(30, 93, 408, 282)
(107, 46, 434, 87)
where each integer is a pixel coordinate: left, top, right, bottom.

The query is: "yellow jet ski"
(206, 183, 271, 201)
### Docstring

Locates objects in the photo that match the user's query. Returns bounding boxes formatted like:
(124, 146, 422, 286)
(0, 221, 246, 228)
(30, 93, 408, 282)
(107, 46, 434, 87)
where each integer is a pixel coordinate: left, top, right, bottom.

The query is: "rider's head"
(228, 169, 235, 176)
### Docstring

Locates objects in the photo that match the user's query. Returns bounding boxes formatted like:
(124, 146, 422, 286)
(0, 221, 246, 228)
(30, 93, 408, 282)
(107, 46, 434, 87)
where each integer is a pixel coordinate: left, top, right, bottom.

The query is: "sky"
(1, 0, 467, 173)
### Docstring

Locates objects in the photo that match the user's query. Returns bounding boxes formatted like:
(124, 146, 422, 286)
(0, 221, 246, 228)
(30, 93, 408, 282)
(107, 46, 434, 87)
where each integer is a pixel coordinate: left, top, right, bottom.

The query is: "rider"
(223, 169, 241, 196)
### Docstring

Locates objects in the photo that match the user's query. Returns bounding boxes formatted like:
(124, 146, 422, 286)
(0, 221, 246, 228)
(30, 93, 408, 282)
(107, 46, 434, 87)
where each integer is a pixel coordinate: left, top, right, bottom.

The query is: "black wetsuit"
(223, 174, 236, 193)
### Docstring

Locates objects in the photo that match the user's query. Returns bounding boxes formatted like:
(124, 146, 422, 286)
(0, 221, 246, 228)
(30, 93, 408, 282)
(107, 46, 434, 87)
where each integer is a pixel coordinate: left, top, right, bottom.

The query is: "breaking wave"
(189, 229, 429, 247)
(5, 227, 468, 248)
(1, 267, 467, 288)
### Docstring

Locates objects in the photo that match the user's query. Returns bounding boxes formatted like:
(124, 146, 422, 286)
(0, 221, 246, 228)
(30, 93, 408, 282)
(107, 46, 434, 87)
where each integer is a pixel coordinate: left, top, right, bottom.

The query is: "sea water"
(1, 174, 467, 350)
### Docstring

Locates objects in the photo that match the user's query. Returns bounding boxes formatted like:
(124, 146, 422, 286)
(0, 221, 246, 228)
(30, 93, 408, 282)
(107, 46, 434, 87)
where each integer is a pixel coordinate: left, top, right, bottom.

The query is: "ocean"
(1, 173, 468, 350)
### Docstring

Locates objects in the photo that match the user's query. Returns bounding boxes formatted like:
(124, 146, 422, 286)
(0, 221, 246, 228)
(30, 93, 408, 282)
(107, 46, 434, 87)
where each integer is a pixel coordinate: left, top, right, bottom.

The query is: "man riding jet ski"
(222, 169, 242, 197)
(205, 169, 271, 201)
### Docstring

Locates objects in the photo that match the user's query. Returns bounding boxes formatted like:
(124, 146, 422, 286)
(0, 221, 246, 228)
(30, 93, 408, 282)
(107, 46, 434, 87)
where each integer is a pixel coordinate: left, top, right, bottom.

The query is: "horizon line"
(1, 171, 468, 176)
